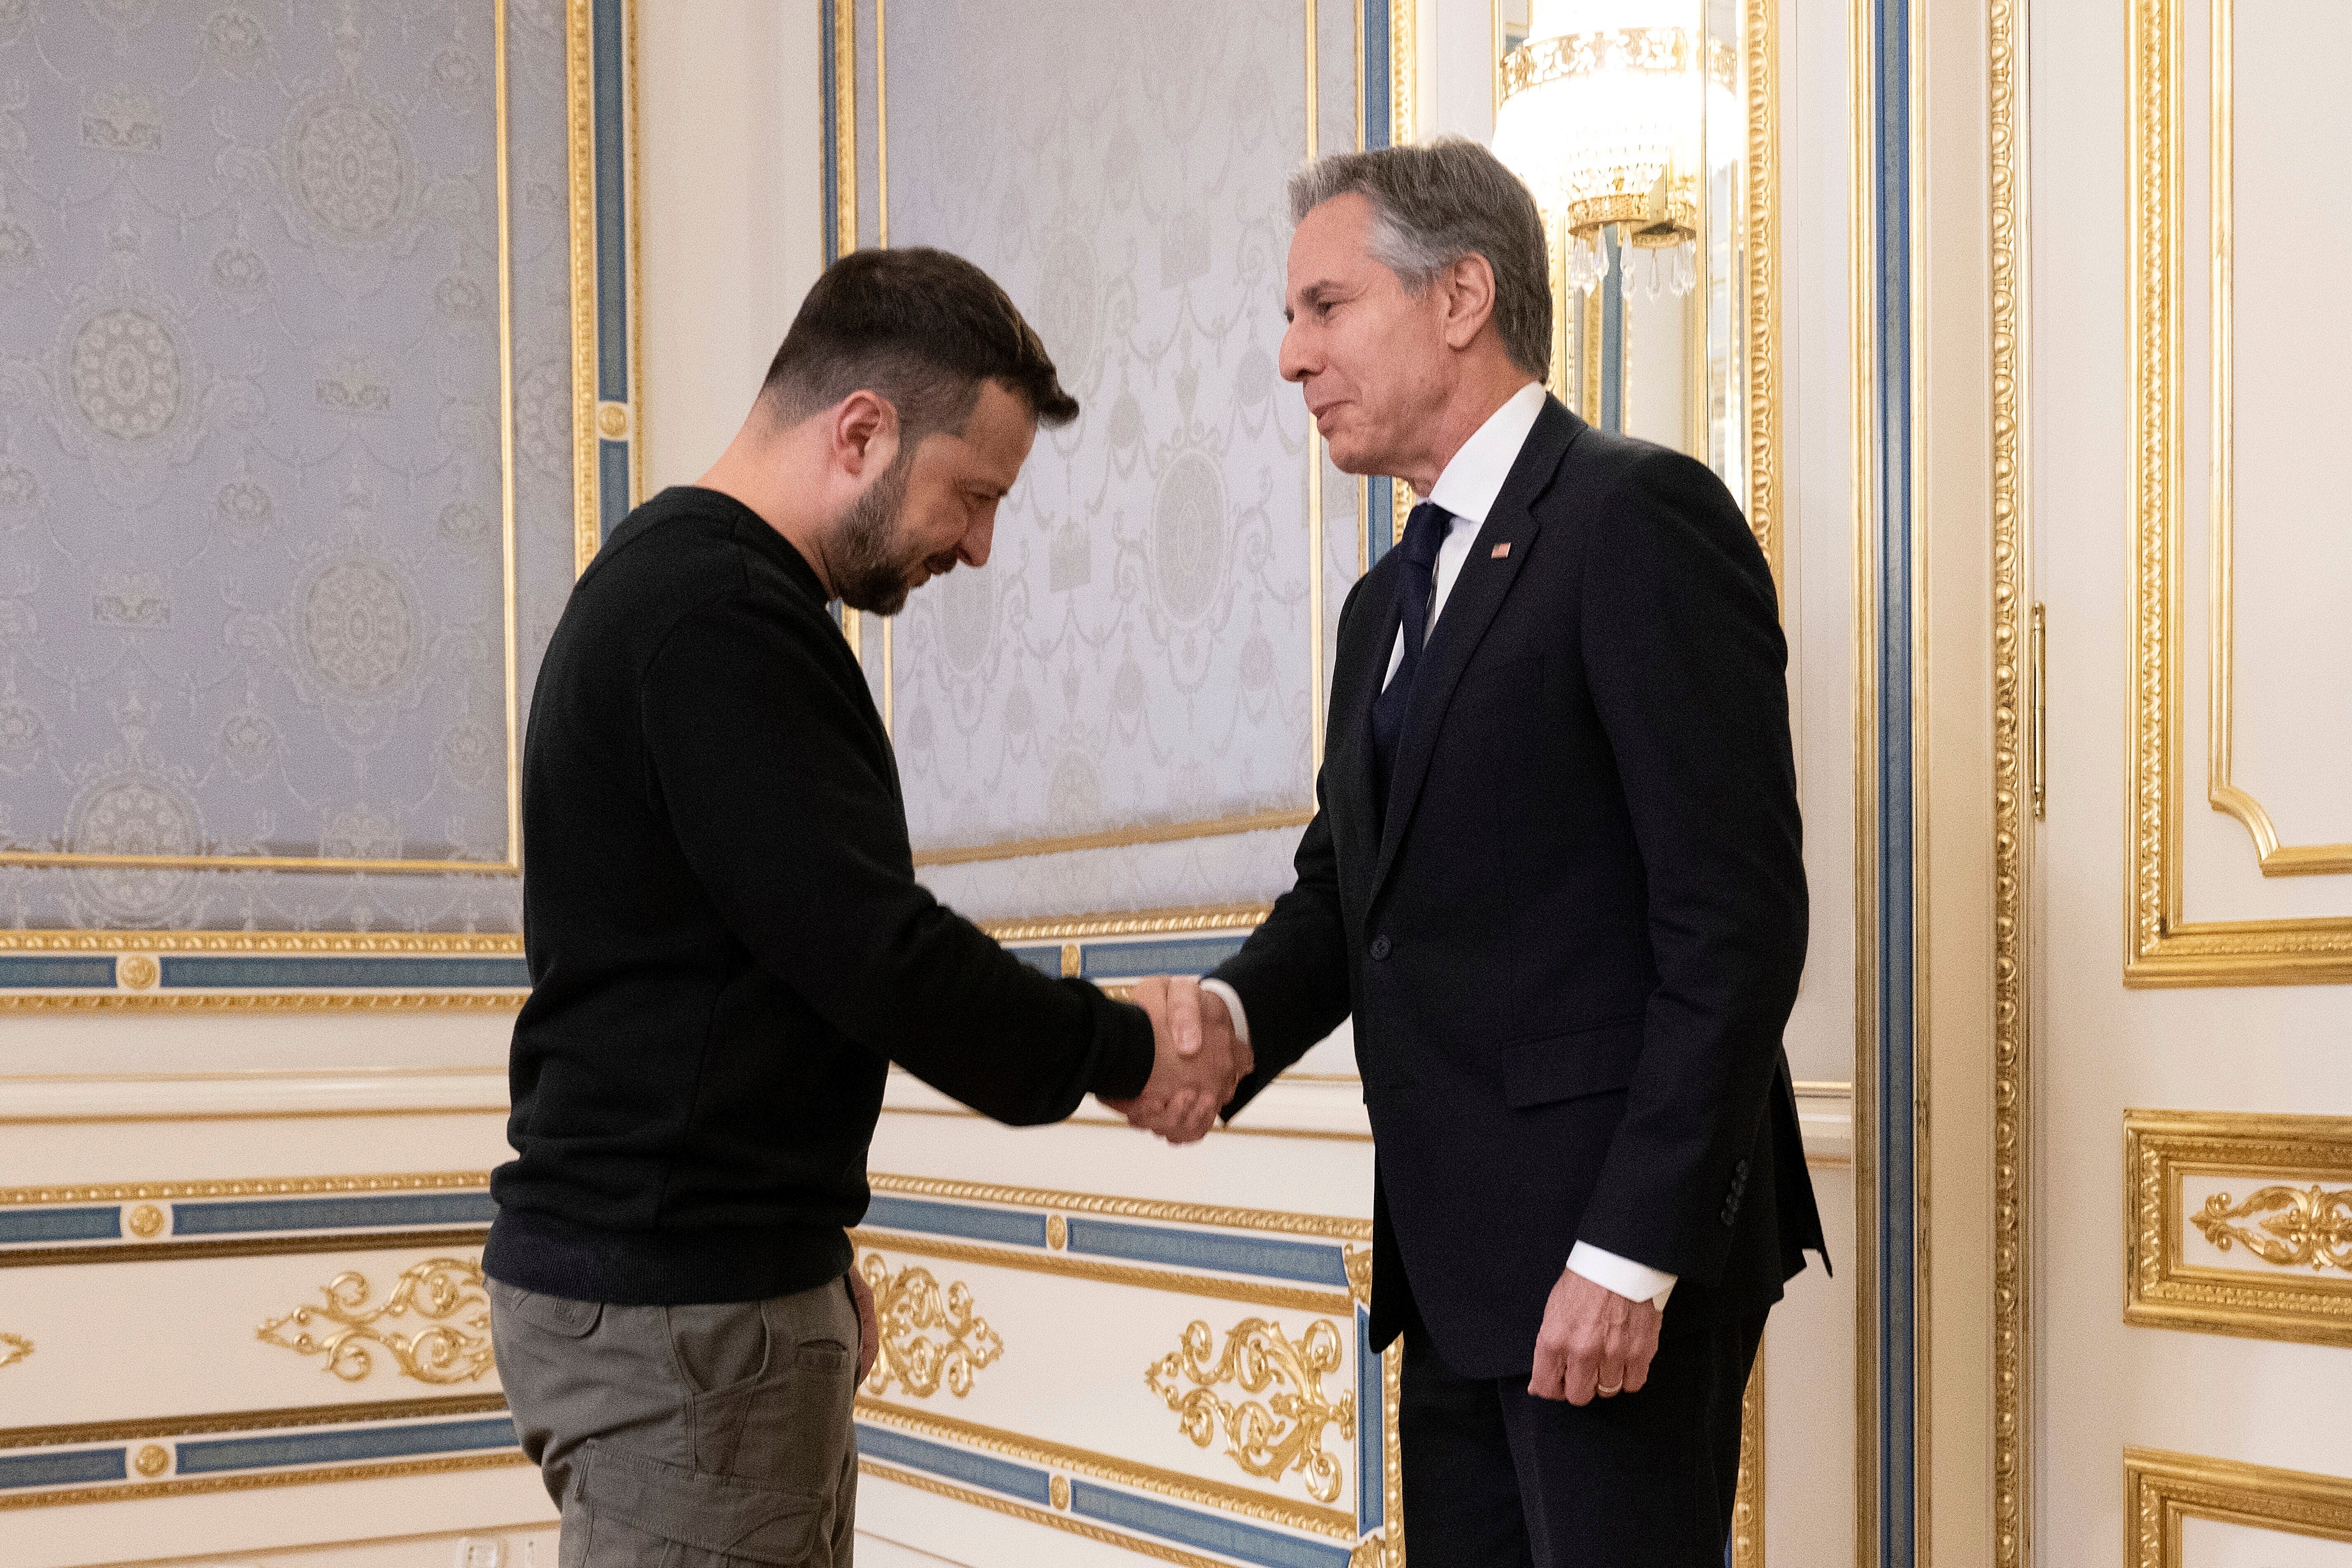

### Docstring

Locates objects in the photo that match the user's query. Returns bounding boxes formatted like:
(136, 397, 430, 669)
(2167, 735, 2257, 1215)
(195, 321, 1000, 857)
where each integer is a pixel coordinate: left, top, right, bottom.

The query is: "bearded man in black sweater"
(484, 248, 1250, 1568)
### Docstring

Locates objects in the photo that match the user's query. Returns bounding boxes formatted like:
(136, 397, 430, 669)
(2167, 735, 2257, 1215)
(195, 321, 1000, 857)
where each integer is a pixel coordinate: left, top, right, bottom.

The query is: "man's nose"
(959, 511, 995, 569)
(1278, 319, 1314, 383)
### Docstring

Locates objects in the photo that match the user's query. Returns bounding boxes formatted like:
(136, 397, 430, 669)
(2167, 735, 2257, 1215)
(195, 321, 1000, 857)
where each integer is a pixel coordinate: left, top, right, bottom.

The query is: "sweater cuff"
(1089, 996, 1157, 1101)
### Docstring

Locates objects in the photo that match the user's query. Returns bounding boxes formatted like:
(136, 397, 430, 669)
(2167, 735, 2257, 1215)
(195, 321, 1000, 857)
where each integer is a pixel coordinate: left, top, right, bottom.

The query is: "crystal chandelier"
(1491, 0, 1734, 301)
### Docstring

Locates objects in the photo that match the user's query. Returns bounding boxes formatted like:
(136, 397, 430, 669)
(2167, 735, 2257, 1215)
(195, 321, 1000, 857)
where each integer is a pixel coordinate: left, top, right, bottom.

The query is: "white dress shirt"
(1202, 382, 1676, 1313)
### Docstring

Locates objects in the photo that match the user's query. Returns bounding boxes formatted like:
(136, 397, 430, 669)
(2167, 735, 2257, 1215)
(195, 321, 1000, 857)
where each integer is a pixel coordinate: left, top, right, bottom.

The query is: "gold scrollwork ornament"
(1147, 1317, 1356, 1505)
(2194, 1185, 2352, 1270)
(0, 1332, 30, 1369)
(859, 1253, 1004, 1399)
(257, 1257, 495, 1384)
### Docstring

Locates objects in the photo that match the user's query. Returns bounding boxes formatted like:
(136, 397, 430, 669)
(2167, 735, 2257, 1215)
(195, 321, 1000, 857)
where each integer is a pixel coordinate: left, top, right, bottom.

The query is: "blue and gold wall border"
(569, 0, 644, 573)
(0, 932, 526, 1012)
(1852, 0, 1928, 1561)
(849, 1174, 1406, 1568)
(0, 1172, 516, 1511)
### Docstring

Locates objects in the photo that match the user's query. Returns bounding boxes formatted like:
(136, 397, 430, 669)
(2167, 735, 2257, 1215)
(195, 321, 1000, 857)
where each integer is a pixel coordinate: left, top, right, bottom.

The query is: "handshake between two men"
(1099, 976, 1249, 1145)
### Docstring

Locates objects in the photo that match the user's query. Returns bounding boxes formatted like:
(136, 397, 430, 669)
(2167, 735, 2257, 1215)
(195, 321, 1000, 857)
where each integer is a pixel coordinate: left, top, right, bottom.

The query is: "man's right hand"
(1101, 976, 1251, 1145)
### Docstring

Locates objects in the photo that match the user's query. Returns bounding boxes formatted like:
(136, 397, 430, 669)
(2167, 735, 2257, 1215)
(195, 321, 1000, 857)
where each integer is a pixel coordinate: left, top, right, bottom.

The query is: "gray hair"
(1287, 137, 1551, 381)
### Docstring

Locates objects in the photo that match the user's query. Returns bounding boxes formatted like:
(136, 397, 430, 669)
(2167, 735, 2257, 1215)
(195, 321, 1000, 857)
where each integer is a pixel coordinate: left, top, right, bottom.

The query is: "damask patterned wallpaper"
(883, 0, 1359, 917)
(0, 0, 575, 932)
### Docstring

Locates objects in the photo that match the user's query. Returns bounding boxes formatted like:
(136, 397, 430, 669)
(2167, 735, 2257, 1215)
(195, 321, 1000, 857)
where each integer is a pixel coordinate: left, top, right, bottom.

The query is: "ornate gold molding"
(2193, 1184, 2352, 1270)
(2127, 0, 2352, 984)
(974, 905, 1271, 944)
(855, 1398, 1352, 1541)
(2126, 1110, 2352, 1347)
(857, 1253, 1003, 1399)
(258, 1259, 496, 1385)
(2127, 1448, 2352, 1568)
(0, 1172, 490, 1207)
(1745, 0, 1783, 584)
(0, 991, 524, 1015)
(0, 1333, 30, 1370)
(567, 0, 600, 575)
(868, 1172, 1370, 1243)
(1988, 0, 2031, 1559)
(0, 932, 522, 956)
(1731, 1350, 1763, 1568)
(1148, 1318, 1356, 1505)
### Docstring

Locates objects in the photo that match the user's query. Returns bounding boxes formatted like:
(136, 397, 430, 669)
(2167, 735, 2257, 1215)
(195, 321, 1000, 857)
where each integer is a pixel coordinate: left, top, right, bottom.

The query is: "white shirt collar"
(1424, 381, 1547, 527)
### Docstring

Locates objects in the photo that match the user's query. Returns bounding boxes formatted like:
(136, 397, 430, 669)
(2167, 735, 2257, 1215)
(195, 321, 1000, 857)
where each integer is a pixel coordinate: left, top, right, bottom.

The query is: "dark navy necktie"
(1370, 500, 1453, 821)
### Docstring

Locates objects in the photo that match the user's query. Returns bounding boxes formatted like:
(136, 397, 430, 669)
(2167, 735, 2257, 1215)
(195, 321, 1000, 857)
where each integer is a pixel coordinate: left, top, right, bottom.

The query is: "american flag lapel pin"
(1491, 541, 1512, 559)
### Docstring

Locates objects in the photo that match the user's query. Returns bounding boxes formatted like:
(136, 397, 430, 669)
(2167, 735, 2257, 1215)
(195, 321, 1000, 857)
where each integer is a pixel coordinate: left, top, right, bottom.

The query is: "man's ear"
(830, 389, 901, 480)
(1438, 252, 1499, 351)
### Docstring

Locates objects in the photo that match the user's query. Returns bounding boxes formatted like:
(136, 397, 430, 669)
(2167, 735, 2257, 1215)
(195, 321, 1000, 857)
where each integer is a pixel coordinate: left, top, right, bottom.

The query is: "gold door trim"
(1987, 0, 2032, 1558)
(2127, 0, 2352, 984)
(2201, 0, 2352, 878)
(2127, 1449, 2352, 1568)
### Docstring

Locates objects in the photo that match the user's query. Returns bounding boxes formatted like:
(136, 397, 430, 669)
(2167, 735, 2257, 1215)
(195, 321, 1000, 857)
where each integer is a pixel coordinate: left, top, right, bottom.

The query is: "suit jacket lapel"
(1366, 398, 1584, 909)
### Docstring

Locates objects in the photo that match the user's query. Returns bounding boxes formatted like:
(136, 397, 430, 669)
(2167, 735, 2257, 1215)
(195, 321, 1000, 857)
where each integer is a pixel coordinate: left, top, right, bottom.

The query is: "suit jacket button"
(1369, 936, 1392, 960)
(1735, 1160, 1751, 1179)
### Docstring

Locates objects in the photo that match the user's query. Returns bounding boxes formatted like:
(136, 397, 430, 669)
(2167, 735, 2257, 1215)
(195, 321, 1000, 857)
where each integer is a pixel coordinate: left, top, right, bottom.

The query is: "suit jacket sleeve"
(1571, 449, 1809, 1286)
(1207, 581, 1368, 1115)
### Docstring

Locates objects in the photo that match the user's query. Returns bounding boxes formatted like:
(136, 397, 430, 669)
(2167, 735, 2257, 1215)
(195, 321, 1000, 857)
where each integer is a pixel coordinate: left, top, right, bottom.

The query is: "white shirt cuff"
(1566, 1242, 1676, 1310)
(1196, 979, 1251, 1047)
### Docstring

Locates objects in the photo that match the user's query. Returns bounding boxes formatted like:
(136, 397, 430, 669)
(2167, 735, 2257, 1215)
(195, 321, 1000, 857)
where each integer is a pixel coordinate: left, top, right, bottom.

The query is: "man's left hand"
(1528, 1265, 1662, 1404)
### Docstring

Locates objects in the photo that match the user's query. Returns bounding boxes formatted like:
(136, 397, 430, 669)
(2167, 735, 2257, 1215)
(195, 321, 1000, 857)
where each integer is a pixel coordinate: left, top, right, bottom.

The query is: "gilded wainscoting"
(2127, 1449, 2352, 1568)
(257, 1258, 496, 1385)
(2126, 1110, 2352, 1347)
(857, 1252, 1005, 1399)
(1147, 1317, 1356, 1504)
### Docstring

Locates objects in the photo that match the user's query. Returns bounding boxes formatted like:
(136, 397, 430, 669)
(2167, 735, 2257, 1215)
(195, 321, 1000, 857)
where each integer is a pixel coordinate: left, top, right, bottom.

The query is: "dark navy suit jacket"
(1213, 396, 1826, 1380)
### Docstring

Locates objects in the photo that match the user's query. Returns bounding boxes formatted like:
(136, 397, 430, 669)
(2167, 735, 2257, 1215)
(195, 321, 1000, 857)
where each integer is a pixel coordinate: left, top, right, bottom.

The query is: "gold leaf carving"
(1341, 1243, 1372, 1305)
(2193, 1186, 2352, 1270)
(1146, 1317, 1356, 1505)
(859, 1252, 1003, 1399)
(256, 1257, 493, 1384)
(0, 1332, 31, 1369)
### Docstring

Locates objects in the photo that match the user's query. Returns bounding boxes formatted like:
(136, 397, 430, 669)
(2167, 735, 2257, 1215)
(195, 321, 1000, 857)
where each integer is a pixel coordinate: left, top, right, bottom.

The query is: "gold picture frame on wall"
(0, 0, 641, 1011)
(2127, 0, 2352, 986)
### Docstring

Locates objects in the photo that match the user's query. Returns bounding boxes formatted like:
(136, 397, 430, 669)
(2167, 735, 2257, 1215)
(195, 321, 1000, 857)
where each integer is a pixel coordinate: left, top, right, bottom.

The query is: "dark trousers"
(1400, 1306, 1765, 1568)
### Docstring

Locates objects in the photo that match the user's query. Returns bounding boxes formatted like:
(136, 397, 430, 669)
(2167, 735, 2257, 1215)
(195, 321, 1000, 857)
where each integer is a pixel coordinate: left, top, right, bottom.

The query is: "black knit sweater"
(486, 487, 1153, 1305)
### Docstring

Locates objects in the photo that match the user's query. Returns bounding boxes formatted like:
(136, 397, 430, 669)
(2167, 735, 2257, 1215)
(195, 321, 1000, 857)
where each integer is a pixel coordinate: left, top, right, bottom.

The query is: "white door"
(2032, 0, 2352, 1562)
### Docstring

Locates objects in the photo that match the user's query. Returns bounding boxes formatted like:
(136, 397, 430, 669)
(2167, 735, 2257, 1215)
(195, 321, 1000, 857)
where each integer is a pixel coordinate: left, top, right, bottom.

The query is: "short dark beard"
(830, 448, 921, 615)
